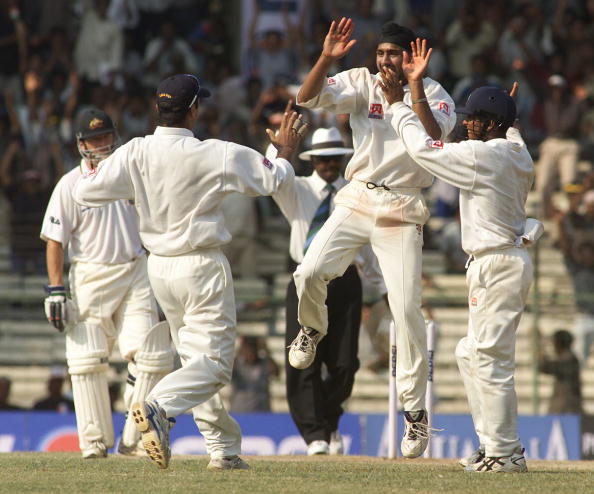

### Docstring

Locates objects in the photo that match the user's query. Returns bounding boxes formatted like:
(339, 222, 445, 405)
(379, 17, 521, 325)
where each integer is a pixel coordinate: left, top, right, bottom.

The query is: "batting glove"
(44, 285, 77, 332)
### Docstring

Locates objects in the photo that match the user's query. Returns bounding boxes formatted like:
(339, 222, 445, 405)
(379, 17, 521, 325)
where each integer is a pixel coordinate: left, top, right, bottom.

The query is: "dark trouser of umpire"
(285, 264, 362, 445)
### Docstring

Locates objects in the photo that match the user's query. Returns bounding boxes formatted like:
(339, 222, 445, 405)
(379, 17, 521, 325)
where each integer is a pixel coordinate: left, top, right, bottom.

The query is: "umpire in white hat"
(273, 125, 386, 455)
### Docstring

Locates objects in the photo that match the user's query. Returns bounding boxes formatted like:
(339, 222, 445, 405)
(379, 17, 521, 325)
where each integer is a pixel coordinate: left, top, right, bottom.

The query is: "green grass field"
(1, 454, 593, 494)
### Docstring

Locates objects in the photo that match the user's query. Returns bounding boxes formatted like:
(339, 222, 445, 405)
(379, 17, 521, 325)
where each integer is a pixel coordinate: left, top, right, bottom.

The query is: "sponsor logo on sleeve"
(50, 216, 61, 225)
(262, 157, 274, 170)
(327, 77, 336, 85)
(428, 140, 444, 149)
(368, 103, 384, 119)
(438, 101, 450, 115)
(471, 296, 478, 307)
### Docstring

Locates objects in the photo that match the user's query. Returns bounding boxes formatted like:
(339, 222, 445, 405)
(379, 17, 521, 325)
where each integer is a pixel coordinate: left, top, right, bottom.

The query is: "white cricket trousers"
(70, 254, 158, 359)
(294, 180, 429, 411)
(146, 249, 242, 458)
(455, 247, 533, 457)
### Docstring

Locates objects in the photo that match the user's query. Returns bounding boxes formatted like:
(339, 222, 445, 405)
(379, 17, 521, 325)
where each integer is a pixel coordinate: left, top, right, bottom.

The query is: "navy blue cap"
(455, 86, 516, 128)
(156, 74, 211, 110)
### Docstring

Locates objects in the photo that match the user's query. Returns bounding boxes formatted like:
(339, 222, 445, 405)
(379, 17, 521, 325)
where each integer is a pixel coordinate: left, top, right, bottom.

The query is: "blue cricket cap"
(455, 86, 516, 128)
(156, 74, 211, 110)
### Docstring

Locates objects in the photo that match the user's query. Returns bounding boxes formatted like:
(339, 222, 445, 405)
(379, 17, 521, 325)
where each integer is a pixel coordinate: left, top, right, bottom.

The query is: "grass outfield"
(1, 454, 593, 494)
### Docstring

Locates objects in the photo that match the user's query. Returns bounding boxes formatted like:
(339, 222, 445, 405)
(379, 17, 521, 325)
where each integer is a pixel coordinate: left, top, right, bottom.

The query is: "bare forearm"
(46, 240, 65, 286)
(277, 145, 296, 161)
(408, 80, 441, 140)
(297, 54, 335, 103)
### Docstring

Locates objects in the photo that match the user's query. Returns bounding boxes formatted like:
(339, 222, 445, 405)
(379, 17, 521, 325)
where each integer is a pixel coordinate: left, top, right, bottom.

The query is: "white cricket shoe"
(82, 441, 107, 459)
(459, 446, 485, 467)
(465, 446, 528, 473)
(207, 455, 250, 471)
(401, 410, 430, 458)
(307, 440, 330, 455)
(288, 327, 323, 369)
(329, 431, 344, 455)
(131, 400, 171, 469)
(117, 439, 148, 457)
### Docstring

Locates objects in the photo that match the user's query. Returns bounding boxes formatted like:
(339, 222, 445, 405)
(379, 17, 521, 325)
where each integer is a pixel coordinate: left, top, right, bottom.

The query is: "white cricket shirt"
(41, 161, 144, 264)
(273, 170, 386, 294)
(390, 102, 534, 255)
(73, 126, 295, 256)
(297, 68, 457, 188)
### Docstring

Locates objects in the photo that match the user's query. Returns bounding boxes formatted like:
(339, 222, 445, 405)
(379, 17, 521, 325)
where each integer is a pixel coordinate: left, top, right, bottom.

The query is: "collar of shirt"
(79, 159, 92, 173)
(309, 170, 347, 193)
(154, 126, 195, 137)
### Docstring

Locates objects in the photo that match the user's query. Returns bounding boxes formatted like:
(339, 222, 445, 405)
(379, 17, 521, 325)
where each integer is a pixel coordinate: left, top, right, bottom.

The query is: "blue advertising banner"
(0, 412, 361, 456)
(0, 411, 579, 459)
(363, 413, 581, 460)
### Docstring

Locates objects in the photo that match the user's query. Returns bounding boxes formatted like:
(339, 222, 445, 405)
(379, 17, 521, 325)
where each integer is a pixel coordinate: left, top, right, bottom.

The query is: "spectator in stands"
(554, 182, 587, 240)
(0, 2, 27, 101)
(0, 376, 23, 410)
(74, 0, 123, 86)
(33, 366, 74, 412)
(451, 53, 502, 106)
(344, 0, 385, 71)
(557, 208, 594, 365)
(142, 18, 198, 90)
(497, 6, 545, 73)
(230, 335, 279, 413)
(539, 329, 582, 414)
(247, 1, 297, 91)
(534, 75, 585, 218)
(444, 4, 497, 80)
(250, 76, 295, 153)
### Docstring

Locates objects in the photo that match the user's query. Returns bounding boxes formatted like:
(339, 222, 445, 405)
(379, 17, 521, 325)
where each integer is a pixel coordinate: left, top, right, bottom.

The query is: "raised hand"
(509, 81, 519, 99)
(378, 66, 404, 105)
(266, 100, 308, 153)
(402, 38, 432, 83)
(322, 17, 357, 60)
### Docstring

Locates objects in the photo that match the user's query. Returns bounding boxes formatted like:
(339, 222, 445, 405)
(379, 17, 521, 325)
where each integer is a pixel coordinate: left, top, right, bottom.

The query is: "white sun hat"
(298, 127, 354, 161)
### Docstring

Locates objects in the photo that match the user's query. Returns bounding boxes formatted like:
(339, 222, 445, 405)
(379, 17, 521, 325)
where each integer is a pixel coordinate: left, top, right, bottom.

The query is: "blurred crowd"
(0, 0, 593, 270)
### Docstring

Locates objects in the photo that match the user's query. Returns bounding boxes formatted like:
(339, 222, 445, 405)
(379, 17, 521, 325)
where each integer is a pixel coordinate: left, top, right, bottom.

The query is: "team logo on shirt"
(368, 103, 384, 119)
(471, 297, 478, 307)
(327, 77, 336, 85)
(438, 101, 450, 115)
(262, 157, 274, 170)
(429, 140, 444, 149)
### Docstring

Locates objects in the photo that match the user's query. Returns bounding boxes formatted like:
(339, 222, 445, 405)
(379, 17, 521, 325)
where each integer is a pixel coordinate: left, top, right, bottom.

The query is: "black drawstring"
(366, 182, 391, 191)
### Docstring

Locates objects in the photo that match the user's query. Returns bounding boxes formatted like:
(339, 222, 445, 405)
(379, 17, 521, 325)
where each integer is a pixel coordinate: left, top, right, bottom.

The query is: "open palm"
(402, 38, 432, 82)
(323, 17, 357, 60)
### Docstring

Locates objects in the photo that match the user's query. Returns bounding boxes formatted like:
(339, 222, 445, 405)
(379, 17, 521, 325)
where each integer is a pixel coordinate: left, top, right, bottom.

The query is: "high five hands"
(266, 100, 308, 158)
(322, 17, 357, 60)
(379, 38, 432, 105)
